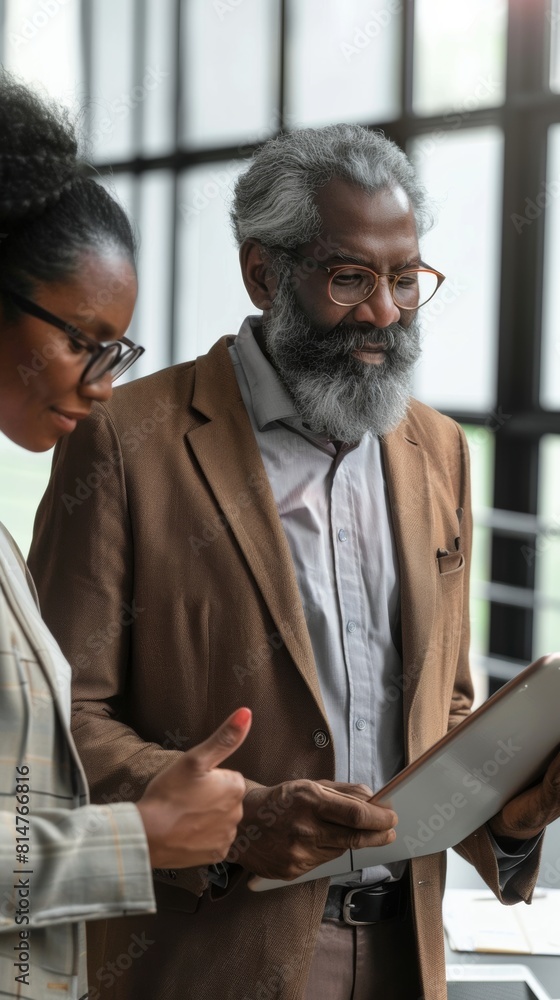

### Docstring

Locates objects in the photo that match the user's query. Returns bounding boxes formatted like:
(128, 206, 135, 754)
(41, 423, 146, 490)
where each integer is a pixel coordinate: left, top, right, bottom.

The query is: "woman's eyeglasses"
(3, 289, 144, 384)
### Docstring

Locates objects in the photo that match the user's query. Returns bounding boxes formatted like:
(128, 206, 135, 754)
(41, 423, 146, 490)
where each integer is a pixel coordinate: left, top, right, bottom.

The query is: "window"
(2, 0, 560, 695)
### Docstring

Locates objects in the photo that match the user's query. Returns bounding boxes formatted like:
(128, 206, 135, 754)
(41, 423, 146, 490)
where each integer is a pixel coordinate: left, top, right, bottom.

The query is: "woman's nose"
(79, 370, 113, 402)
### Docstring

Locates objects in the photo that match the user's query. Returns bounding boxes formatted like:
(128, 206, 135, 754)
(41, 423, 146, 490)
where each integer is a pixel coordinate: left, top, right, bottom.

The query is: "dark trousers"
(304, 907, 423, 1000)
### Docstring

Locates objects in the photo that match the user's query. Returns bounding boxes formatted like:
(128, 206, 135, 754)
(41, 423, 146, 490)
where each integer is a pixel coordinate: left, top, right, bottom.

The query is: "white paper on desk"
(443, 889, 560, 955)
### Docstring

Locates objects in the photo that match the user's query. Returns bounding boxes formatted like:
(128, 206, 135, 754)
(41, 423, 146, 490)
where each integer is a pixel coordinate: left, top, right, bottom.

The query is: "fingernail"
(231, 707, 252, 727)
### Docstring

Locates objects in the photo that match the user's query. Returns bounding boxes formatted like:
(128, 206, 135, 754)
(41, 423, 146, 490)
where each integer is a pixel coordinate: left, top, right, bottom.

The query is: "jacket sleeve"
(454, 825, 542, 905)
(28, 405, 209, 897)
(0, 797, 155, 931)
(0, 537, 156, 928)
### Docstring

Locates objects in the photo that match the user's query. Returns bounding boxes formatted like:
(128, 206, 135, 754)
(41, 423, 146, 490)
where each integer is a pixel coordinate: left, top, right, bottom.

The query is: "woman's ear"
(239, 240, 278, 311)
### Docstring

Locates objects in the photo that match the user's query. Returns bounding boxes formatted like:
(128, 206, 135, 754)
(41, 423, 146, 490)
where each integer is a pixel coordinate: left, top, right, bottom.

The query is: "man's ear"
(239, 240, 278, 311)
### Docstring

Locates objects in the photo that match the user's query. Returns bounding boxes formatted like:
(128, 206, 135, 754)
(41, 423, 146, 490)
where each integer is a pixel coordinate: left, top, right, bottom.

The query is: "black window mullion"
(132, 0, 147, 160)
(279, 0, 287, 133)
(507, 0, 551, 95)
(488, 0, 552, 670)
(401, 0, 415, 118)
(126, 0, 146, 349)
(0, 0, 6, 62)
(81, 0, 94, 146)
(168, 0, 183, 366)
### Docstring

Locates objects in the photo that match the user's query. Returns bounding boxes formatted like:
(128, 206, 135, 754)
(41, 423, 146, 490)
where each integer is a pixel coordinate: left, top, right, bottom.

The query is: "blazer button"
(312, 729, 330, 748)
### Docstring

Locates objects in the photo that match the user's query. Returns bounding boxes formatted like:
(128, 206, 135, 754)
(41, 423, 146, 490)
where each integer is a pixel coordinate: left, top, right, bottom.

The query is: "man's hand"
(489, 746, 560, 841)
(232, 779, 397, 880)
(136, 708, 251, 868)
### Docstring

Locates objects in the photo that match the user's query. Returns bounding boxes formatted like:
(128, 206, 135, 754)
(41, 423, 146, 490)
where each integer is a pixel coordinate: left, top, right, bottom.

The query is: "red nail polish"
(232, 707, 252, 727)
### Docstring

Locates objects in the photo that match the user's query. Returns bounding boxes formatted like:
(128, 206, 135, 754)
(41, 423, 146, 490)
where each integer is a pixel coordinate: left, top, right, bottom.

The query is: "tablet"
(446, 964, 554, 1000)
(249, 653, 560, 891)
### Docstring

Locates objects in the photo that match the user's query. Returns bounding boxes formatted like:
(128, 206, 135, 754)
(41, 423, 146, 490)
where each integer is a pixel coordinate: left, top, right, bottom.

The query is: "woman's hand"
(136, 708, 251, 869)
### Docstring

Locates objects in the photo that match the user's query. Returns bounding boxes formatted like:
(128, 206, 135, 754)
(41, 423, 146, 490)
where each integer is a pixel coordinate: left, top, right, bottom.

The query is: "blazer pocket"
(437, 551, 465, 596)
(437, 551, 464, 574)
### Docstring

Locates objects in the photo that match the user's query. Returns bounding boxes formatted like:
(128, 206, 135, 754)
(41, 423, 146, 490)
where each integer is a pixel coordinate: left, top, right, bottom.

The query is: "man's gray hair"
(231, 123, 433, 249)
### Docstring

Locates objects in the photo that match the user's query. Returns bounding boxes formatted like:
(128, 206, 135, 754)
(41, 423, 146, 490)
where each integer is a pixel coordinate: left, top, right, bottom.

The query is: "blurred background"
(1, 0, 560, 699)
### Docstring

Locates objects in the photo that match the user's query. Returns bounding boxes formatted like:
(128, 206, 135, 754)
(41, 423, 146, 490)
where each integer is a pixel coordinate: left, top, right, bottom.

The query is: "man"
(29, 125, 559, 1000)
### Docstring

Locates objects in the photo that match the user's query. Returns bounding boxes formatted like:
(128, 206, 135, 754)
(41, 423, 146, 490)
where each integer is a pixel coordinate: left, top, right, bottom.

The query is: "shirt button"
(338, 529, 348, 542)
(312, 729, 330, 748)
(356, 718, 367, 731)
(347, 620, 357, 633)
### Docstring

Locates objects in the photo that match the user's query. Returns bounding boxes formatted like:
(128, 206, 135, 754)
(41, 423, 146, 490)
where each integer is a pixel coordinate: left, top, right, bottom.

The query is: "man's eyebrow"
(327, 250, 423, 270)
(328, 250, 370, 266)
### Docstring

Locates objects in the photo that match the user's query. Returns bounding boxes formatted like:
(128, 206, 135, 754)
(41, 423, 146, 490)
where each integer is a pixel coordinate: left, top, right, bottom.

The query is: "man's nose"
(350, 278, 401, 328)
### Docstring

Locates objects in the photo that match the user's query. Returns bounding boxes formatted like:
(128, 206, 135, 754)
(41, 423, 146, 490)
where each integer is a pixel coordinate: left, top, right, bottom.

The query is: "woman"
(0, 73, 251, 999)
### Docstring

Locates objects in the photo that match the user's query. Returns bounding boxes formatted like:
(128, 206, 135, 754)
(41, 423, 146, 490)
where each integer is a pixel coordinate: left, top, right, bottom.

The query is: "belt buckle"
(342, 886, 377, 926)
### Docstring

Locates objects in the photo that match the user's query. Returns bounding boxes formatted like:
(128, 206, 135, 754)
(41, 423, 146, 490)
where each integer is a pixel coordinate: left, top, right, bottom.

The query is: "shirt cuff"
(487, 824, 544, 889)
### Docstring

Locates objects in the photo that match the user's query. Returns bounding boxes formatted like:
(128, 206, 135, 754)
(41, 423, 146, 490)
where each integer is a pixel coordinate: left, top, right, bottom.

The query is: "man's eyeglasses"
(3, 289, 144, 384)
(273, 248, 446, 310)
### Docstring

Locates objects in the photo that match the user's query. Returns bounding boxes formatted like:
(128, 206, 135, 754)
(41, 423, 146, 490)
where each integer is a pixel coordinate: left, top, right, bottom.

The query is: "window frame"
(2, 0, 559, 684)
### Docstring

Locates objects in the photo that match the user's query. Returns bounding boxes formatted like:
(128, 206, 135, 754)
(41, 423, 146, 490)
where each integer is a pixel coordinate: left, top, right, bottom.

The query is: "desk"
(444, 818, 560, 998)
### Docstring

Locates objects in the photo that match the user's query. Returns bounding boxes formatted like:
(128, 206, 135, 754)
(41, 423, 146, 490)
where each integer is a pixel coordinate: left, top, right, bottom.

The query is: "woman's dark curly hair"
(0, 71, 136, 300)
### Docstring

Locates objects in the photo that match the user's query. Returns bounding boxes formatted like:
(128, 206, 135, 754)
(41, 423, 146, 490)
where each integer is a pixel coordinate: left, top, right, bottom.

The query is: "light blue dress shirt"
(230, 316, 541, 889)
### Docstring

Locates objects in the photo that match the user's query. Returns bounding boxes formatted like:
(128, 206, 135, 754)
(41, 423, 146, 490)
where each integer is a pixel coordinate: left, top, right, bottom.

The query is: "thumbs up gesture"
(136, 708, 251, 869)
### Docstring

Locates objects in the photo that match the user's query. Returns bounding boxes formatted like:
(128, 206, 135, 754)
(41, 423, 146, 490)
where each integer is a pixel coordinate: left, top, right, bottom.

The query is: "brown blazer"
(29, 336, 541, 1000)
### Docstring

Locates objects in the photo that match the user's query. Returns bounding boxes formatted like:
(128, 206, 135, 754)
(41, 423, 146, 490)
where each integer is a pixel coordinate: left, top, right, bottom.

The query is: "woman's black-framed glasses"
(274, 248, 446, 310)
(4, 289, 144, 384)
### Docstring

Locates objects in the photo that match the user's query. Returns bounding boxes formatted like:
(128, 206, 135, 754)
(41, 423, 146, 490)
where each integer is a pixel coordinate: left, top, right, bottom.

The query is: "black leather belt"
(323, 879, 408, 925)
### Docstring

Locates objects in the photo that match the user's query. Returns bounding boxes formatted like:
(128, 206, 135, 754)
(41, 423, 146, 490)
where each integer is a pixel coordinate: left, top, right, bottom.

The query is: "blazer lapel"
(382, 419, 436, 752)
(186, 339, 326, 714)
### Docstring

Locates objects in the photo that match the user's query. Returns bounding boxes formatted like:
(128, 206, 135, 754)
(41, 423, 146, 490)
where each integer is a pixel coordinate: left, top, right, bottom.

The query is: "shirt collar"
(235, 316, 300, 431)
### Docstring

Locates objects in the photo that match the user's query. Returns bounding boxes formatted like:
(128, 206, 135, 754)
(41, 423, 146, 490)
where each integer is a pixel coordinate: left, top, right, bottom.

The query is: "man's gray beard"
(262, 279, 422, 442)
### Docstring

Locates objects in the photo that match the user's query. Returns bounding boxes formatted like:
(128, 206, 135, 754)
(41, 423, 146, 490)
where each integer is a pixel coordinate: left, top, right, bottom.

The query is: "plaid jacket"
(0, 524, 155, 999)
